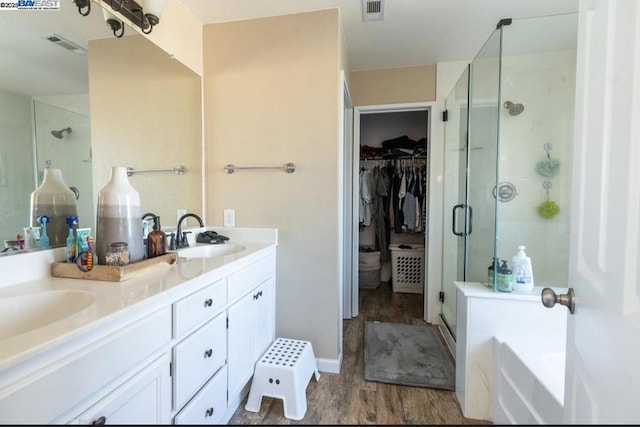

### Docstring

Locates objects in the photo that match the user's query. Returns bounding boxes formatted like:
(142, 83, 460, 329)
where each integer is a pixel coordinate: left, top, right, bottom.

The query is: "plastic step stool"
(245, 338, 320, 420)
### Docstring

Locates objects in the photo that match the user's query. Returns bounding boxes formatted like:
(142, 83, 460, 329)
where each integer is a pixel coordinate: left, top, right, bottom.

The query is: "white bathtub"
(494, 336, 565, 424)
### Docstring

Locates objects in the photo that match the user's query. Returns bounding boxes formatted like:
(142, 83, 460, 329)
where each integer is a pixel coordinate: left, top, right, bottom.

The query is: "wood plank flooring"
(228, 281, 491, 425)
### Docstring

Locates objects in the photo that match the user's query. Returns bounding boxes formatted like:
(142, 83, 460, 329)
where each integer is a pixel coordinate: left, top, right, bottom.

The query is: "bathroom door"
(563, 0, 640, 422)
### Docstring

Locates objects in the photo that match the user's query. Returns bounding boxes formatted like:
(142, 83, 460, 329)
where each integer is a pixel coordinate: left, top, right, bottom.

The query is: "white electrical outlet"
(224, 209, 235, 227)
(177, 209, 187, 225)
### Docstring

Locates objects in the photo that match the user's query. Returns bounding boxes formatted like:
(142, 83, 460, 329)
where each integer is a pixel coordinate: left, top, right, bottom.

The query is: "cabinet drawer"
(173, 313, 227, 410)
(173, 278, 227, 338)
(227, 255, 275, 303)
(174, 365, 227, 425)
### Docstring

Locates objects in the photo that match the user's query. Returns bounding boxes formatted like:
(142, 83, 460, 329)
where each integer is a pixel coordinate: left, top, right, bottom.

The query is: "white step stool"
(245, 338, 320, 420)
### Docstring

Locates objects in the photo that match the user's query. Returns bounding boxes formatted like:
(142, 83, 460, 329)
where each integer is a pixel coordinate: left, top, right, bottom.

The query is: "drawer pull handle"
(205, 407, 214, 417)
(93, 416, 107, 426)
(204, 348, 213, 358)
(204, 298, 213, 307)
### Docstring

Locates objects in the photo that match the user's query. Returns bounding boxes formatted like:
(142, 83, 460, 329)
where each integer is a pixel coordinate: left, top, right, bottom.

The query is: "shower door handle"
(452, 204, 465, 236)
(467, 205, 473, 236)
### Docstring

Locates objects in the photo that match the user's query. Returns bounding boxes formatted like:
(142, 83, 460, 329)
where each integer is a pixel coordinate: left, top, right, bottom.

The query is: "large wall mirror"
(0, 1, 203, 256)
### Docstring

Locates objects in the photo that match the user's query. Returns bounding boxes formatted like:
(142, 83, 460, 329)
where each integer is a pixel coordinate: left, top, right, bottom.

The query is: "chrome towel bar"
(127, 165, 186, 176)
(224, 163, 296, 174)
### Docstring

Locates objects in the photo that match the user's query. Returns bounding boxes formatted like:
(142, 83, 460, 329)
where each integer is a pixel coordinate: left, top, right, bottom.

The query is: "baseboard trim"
(316, 350, 342, 374)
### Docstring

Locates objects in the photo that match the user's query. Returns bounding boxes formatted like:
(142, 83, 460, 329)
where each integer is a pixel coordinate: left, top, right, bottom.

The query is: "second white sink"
(0, 290, 96, 341)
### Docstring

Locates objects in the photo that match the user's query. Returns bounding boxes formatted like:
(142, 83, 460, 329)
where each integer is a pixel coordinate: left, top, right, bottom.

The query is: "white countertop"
(0, 226, 277, 374)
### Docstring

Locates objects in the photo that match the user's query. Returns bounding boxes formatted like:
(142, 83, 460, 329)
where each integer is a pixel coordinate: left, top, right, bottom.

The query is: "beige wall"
(88, 35, 202, 228)
(350, 64, 437, 106)
(203, 9, 342, 360)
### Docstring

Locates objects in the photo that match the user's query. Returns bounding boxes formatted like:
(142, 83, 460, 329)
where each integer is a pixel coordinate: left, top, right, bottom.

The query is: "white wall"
(497, 49, 576, 286)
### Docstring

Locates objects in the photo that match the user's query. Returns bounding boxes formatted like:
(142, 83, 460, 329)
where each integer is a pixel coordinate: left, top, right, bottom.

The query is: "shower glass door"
(441, 65, 469, 339)
(441, 27, 501, 340)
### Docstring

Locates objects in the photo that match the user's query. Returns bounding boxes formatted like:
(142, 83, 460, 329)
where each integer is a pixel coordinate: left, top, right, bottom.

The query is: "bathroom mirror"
(0, 2, 203, 255)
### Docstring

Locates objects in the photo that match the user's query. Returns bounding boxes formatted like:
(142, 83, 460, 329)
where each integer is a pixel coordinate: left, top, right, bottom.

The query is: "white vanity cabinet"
(0, 239, 277, 425)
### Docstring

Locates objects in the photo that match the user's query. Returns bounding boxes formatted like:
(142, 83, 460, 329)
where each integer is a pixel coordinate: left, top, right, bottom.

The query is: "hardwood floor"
(228, 281, 491, 425)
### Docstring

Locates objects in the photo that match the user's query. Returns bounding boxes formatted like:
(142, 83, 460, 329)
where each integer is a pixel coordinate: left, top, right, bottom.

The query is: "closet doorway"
(351, 102, 433, 319)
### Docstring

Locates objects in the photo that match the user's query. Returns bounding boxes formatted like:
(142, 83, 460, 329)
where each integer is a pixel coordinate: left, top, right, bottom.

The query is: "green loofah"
(536, 158, 560, 177)
(537, 200, 560, 219)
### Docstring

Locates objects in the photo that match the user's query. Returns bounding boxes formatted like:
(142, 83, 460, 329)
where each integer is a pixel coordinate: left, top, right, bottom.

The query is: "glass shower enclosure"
(441, 13, 578, 340)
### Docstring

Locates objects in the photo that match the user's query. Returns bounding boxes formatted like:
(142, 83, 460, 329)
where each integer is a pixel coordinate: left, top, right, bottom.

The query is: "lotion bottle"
(146, 216, 167, 258)
(512, 245, 534, 292)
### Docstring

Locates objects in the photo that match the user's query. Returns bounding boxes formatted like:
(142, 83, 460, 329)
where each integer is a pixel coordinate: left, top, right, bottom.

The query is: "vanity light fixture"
(103, 8, 125, 38)
(76, 0, 167, 37)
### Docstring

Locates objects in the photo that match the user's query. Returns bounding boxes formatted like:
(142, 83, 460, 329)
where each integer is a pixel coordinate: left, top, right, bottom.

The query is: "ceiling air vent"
(363, 0, 384, 22)
(41, 33, 87, 56)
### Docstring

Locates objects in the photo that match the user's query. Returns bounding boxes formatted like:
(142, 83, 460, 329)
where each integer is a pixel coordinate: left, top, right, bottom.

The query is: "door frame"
(351, 101, 436, 320)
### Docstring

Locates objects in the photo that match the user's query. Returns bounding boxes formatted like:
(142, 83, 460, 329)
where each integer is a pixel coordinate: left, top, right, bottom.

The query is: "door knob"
(541, 287, 575, 314)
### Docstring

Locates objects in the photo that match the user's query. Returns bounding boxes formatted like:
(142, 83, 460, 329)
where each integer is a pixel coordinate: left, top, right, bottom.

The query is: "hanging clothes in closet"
(359, 158, 427, 261)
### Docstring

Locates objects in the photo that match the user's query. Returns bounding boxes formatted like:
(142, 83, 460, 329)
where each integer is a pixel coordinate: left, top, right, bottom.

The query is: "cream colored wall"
(350, 65, 437, 106)
(88, 35, 202, 228)
(203, 9, 341, 361)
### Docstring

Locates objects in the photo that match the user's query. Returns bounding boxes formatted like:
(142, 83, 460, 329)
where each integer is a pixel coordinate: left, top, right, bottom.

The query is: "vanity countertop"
(0, 226, 277, 373)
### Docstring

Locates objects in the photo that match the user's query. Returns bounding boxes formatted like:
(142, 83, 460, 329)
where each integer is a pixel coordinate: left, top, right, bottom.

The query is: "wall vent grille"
(41, 33, 87, 56)
(363, 0, 384, 21)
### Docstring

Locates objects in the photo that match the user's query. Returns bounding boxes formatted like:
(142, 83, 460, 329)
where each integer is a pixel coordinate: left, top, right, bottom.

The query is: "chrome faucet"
(175, 213, 204, 249)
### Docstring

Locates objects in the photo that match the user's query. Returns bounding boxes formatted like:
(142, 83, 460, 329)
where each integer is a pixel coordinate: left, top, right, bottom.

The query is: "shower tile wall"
(497, 49, 576, 286)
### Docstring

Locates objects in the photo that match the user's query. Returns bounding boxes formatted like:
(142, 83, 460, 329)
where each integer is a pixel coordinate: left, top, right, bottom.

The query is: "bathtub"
(494, 336, 565, 424)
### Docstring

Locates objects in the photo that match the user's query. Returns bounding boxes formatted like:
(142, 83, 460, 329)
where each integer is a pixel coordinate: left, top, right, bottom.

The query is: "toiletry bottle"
(487, 258, 498, 288)
(496, 260, 513, 292)
(38, 215, 50, 248)
(512, 245, 534, 292)
(65, 216, 78, 263)
(146, 216, 167, 259)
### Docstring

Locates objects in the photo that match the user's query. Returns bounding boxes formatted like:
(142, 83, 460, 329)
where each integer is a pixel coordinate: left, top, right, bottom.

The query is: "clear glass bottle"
(95, 166, 144, 264)
(30, 168, 78, 247)
(105, 241, 130, 266)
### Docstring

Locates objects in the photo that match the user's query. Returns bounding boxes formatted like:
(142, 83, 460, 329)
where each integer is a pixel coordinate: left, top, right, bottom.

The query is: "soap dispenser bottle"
(146, 216, 167, 258)
(487, 257, 498, 288)
(496, 260, 513, 292)
(512, 245, 534, 292)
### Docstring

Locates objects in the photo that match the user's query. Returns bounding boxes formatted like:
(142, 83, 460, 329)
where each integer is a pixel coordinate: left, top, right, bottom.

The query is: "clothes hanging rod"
(127, 165, 186, 176)
(224, 163, 296, 174)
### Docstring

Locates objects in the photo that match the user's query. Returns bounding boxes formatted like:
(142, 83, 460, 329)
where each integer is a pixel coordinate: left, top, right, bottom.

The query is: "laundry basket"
(359, 247, 380, 289)
(388, 244, 424, 294)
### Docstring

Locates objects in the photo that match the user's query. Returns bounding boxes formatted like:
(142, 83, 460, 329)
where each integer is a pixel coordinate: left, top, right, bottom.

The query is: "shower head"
(503, 101, 524, 116)
(51, 127, 72, 139)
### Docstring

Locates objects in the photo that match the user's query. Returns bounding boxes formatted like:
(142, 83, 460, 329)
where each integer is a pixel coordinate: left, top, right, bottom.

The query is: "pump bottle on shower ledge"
(512, 245, 534, 292)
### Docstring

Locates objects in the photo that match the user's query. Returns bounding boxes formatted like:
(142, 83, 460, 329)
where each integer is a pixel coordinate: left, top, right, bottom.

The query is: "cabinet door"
(77, 353, 171, 425)
(227, 293, 253, 402)
(251, 277, 275, 362)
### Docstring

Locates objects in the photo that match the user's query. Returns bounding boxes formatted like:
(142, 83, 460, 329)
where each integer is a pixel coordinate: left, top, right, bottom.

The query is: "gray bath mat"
(364, 321, 455, 390)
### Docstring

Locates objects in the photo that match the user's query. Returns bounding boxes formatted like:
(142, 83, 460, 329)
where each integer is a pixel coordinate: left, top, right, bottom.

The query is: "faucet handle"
(181, 231, 192, 247)
(168, 232, 176, 250)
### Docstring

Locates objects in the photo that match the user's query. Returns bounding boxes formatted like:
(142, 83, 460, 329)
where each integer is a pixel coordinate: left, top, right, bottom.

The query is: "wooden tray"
(51, 253, 178, 282)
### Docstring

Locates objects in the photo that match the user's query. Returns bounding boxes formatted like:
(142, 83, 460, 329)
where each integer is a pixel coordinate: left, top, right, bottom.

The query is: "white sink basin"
(177, 244, 246, 259)
(0, 290, 96, 340)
